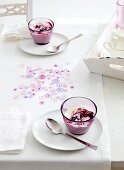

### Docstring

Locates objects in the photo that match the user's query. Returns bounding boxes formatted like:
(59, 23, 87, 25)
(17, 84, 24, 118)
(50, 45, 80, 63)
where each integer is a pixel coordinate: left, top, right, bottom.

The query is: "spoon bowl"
(45, 118, 98, 150)
(46, 118, 63, 134)
(47, 33, 83, 53)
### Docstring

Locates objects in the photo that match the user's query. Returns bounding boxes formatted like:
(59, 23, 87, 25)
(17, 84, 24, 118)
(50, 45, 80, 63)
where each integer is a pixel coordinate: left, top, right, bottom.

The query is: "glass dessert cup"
(28, 17, 54, 45)
(61, 97, 97, 135)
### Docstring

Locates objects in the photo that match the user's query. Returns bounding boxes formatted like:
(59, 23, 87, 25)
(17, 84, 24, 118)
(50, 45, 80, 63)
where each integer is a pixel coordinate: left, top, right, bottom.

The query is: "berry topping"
(35, 25, 40, 28)
(31, 22, 53, 32)
(69, 107, 94, 121)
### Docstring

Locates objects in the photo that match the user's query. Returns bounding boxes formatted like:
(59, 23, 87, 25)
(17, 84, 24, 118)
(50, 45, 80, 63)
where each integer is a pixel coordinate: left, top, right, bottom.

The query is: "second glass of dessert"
(28, 17, 54, 45)
(61, 97, 97, 135)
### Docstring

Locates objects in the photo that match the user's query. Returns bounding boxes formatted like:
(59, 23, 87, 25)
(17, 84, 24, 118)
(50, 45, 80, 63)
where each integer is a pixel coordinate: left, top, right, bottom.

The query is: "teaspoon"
(47, 33, 83, 53)
(45, 118, 97, 150)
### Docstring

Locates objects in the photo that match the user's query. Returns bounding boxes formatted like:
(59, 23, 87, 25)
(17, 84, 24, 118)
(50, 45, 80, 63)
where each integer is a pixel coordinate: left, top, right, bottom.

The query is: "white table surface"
(0, 0, 124, 169)
(0, 16, 111, 170)
(32, 1, 124, 168)
(103, 77, 124, 168)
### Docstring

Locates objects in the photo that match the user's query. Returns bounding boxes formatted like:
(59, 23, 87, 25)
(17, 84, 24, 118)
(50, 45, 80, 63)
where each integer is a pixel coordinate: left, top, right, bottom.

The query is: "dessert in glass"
(61, 97, 97, 135)
(28, 17, 54, 45)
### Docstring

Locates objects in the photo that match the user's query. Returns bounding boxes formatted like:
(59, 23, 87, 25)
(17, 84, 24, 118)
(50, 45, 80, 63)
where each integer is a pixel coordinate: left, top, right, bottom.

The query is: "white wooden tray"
(83, 17, 124, 81)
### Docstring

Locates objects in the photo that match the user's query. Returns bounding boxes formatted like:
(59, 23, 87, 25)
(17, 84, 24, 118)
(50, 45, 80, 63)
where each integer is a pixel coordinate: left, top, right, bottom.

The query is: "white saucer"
(18, 33, 69, 56)
(32, 110, 103, 151)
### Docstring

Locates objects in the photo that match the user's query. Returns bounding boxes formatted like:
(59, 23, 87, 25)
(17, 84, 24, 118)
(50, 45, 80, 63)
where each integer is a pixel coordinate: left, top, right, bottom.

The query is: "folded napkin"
(3, 22, 31, 40)
(0, 109, 30, 154)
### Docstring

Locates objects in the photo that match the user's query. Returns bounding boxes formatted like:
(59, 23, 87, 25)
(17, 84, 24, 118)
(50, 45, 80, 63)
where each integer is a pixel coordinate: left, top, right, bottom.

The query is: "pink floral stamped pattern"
(13, 64, 74, 105)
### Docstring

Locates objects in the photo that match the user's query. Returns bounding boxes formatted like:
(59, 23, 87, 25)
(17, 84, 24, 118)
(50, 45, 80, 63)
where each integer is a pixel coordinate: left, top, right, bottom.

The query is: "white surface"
(33, 0, 116, 24)
(0, 0, 116, 169)
(33, 110, 103, 151)
(2, 0, 122, 168)
(1, 23, 98, 70)
(0, 109, 29, 153)
(0, 22, 110, 170)
(18, 33, 69, 56)
(103, 77, 124, 167)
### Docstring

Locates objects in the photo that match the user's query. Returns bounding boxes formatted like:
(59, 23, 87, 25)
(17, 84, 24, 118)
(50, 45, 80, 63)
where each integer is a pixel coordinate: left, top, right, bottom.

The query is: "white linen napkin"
(0, 108, 30, 154)
(2, 23, 31, 40)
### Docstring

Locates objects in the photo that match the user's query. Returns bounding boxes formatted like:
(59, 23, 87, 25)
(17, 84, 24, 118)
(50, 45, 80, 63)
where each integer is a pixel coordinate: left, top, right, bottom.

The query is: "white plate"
(32, 110, 103, 151)
(18, 33, 69, 56)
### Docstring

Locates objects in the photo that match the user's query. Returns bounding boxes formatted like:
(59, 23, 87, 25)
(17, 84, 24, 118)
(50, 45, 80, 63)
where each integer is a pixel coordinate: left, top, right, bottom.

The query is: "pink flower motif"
(13, 88, 17, 91)
(70, 86, 74, 89)
(54, 64, 58, 67)
(45, 93, 51, 98)
(40, 101, 44, 105)
(14, 64, 74, 104)
(39, 74, 46, 79)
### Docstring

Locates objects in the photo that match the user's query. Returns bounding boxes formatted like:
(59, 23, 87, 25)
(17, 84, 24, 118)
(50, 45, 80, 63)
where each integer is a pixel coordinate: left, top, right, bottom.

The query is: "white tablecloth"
(0, 23, 111, 170)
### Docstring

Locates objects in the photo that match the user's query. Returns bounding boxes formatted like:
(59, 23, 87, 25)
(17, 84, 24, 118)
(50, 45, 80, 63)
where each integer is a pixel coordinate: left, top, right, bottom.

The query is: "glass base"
(35, 42, 49, 45)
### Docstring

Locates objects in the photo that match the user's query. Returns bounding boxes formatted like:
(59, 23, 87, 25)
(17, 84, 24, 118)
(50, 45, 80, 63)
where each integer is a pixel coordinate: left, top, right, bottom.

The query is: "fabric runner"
(0, 23, 111, 170)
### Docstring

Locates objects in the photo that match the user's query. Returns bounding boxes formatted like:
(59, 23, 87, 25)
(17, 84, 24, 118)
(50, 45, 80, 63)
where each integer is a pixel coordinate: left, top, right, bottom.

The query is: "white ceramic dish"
(32, 110, 103, 151)
(18, 33, 69, 56)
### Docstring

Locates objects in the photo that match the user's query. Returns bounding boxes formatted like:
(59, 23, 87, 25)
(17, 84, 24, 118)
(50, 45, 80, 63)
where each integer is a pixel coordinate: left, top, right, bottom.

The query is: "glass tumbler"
(28, 17, 54, 45)
(61, 97, 97, 135)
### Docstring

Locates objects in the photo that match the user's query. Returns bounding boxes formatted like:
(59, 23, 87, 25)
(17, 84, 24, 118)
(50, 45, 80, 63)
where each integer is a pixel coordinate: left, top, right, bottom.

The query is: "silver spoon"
(47, 33, 83, 53)
(45, 118, 98, 150)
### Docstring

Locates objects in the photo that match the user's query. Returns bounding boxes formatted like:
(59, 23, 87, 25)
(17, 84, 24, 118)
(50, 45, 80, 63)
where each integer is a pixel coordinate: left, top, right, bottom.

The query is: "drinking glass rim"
(117, 0, 124, 6)
(60, 96, 97, 123)
(28, 17, 54, 32)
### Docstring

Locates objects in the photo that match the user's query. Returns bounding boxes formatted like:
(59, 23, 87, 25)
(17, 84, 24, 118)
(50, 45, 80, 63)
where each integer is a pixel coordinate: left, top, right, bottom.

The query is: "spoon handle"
(65, 133, 98, 150)
(58, 33, 83, 47)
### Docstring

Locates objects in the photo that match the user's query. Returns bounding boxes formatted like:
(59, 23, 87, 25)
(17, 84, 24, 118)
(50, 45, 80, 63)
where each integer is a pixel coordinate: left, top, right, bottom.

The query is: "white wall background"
(0, 0, 117, 24)
(33, 0, 116, 24)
